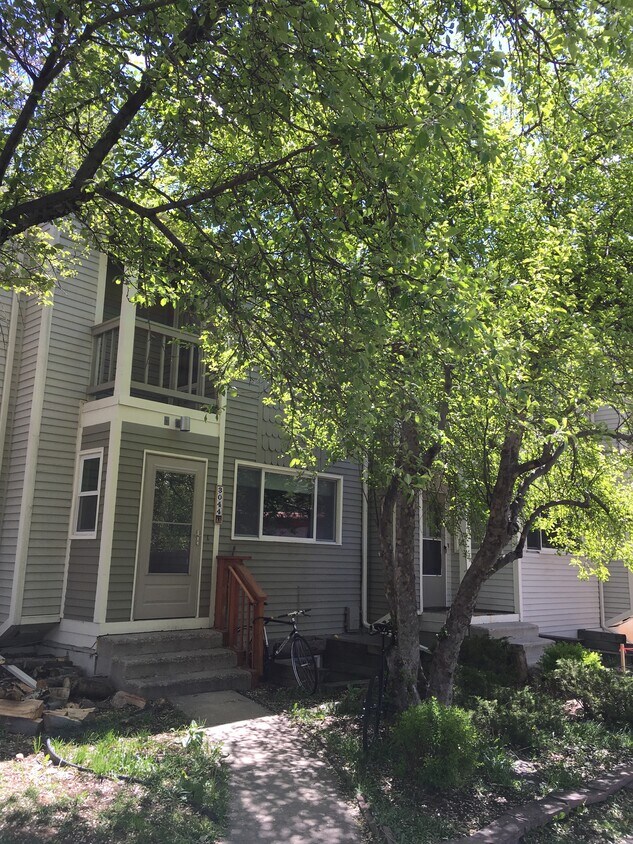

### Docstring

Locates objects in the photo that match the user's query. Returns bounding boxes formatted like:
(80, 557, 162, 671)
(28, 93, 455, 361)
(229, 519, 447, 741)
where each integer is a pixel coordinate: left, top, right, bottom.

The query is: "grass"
(0, 703, 228, 844)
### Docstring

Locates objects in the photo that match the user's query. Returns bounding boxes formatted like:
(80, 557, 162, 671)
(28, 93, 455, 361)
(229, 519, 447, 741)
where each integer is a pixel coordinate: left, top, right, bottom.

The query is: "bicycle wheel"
(362, 674, 383, 753)
(290, 635, 318, 694)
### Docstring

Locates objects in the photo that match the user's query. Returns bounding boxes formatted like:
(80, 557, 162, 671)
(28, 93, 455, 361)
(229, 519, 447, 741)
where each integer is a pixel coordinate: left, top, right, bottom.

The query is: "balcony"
(88, 316, 216, 410)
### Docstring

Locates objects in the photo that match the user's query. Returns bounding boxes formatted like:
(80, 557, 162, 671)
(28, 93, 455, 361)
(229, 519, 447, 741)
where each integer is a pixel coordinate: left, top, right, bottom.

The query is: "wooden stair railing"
(214, 556, 268, 680)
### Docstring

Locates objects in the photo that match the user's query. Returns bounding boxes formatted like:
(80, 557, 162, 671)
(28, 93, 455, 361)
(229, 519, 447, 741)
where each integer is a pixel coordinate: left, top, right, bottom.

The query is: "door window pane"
(234, 466, 261, 536)
(316, 477, 337, 541)
(422, 497, 443, 575)
(422, 539, 442, 576)
(148, 470, 194, 574)
(262, 472, 313, 538)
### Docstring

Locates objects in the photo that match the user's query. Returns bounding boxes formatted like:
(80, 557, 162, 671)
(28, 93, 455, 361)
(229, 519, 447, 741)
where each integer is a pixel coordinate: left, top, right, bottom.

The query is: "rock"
(42, 712, 84, 735)
(111, 690, 146, 710)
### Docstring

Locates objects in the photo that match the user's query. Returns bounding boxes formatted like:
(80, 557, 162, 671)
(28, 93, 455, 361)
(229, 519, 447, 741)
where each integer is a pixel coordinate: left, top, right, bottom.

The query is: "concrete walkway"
(171, 691, 364, 844)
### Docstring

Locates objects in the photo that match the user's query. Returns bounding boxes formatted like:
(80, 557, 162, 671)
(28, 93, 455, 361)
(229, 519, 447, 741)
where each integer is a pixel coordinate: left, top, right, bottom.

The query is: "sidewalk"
(171, 691, 364, 844)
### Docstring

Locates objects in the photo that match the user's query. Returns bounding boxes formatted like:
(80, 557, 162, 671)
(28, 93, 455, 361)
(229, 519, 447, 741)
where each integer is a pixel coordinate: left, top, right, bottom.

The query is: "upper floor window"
(232, 463, 342, 543)
(526, 528, 556, 552)
(71, 450, 103, 539)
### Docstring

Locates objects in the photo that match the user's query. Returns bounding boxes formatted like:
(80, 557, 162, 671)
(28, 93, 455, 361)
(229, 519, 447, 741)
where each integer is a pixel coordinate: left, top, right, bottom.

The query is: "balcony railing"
(89, 317, 216, 409)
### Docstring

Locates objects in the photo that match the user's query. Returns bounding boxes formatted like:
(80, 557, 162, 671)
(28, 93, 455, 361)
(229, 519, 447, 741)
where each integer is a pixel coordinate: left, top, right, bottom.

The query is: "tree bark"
(427, 429, 523, 704)
(377, 484, 422, 710)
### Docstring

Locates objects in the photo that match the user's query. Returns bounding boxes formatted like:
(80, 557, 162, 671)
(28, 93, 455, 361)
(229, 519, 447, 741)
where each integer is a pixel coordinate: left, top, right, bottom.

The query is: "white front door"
(133, 454, 206, 620)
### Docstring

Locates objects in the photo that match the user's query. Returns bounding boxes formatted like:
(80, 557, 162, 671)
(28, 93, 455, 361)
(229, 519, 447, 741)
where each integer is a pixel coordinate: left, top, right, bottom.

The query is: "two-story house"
(0, 239, 630, 691)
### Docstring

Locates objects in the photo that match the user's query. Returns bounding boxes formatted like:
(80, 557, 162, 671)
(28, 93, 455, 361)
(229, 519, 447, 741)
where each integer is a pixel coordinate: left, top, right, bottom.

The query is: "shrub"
(453, 665, 507, 705)
(459, 634, 527, 686)
(391, 699, 480, 790)
(539, 641, 603, 675)
(546, 659, 633, 726)
(472, 687, 566, 752)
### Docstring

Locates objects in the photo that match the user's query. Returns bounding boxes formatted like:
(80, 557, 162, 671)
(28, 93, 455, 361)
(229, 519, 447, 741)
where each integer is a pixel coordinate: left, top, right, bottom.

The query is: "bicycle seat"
(370, 621, 394, 635)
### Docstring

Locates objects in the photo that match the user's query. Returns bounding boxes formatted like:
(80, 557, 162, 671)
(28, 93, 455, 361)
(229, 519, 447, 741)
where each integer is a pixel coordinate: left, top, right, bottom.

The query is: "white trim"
(69, 448, 104, 540)
(209, 390, 227, 625)
(93, 416, 122, 623)
(231, 459, 343, 545)
(94, 251, 108, 324)
(0, 292, 19, 490)
(513, 556, 524, 620)
(131, 450, 207, 622)
(8, 302, 53, 624)
(81, 393, 220, 437)
(114, 284, 135, 399)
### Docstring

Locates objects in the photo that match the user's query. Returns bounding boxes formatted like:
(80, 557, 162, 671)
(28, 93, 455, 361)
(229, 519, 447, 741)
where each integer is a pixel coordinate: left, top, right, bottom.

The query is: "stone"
(111, 690, 146, 709)
(42, 712, 84, 735)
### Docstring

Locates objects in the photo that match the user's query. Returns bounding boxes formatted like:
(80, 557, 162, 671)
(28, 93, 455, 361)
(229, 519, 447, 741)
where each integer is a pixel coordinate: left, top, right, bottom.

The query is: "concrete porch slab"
(170, 690, 271, 727)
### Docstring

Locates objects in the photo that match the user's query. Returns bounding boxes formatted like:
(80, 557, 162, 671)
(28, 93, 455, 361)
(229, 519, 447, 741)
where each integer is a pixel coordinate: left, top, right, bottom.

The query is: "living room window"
(232, 463, 342, 543)
(71, 449, 103, 539)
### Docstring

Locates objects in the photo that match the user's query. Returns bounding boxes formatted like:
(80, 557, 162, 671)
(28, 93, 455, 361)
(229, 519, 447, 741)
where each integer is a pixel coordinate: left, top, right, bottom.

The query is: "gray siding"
(604, 561, 632, 623)
(218, 379, 363, 637)
(521, 552, 601, 636)
(475, 564, 516, 613)
(594, 406, 621, 431)
(0, 296, 39, 621)
(21, 244, 100, 618)
(107, 422, 219, 622)
(0, 291, 21, 622)
(64, 424, 110, 621)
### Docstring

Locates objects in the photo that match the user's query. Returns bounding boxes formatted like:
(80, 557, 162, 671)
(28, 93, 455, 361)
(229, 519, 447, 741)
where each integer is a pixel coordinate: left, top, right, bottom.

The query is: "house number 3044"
(215, 485, 223, 524)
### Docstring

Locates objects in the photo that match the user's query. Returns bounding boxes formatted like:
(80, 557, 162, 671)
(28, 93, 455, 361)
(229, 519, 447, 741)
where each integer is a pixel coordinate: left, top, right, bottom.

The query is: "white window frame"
(70, 448, 104, 540)
(231, 460, 343, 545)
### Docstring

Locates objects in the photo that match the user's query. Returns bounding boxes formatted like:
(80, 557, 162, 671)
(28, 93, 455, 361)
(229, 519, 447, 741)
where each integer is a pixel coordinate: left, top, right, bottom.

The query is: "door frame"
(419, 493, 448, 612)
(131, 450, 207, 621)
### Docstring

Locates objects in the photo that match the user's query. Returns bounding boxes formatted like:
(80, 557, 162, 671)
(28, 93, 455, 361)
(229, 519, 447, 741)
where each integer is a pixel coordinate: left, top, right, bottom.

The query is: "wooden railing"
(215, 556, 268, 680)
(89, 317, 216, 407)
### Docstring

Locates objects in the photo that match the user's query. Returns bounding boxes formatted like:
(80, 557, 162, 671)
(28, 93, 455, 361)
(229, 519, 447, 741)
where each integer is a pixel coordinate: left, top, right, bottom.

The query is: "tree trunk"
(377, 480, 423, 711)
(427, 429, 523, 705)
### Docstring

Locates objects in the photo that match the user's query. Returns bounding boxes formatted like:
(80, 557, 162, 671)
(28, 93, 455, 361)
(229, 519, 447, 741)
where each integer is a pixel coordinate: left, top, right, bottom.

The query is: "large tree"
(2, 0, 633, 707)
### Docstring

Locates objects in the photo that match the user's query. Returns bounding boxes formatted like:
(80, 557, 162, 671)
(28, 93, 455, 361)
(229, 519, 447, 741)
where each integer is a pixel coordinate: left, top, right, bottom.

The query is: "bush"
(459, 634, 527, 686)
(539, 641, 603, 675)
(391, 699, 481, 790)
(472, 687, 566, 752)
(546, 659, 633, 726)
(454, 665, 508, 705)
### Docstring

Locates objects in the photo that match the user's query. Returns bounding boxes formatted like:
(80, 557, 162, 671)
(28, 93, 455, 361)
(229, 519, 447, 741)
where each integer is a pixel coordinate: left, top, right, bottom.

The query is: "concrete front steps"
(470, 621, 552, 667)
(96, 629, 252, 699)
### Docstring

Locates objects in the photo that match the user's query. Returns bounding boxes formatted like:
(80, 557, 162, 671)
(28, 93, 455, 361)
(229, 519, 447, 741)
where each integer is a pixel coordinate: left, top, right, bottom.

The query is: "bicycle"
(259, 609, 319, 694)
(362, 619, 395, 752)
(362, 619, 430, 752)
